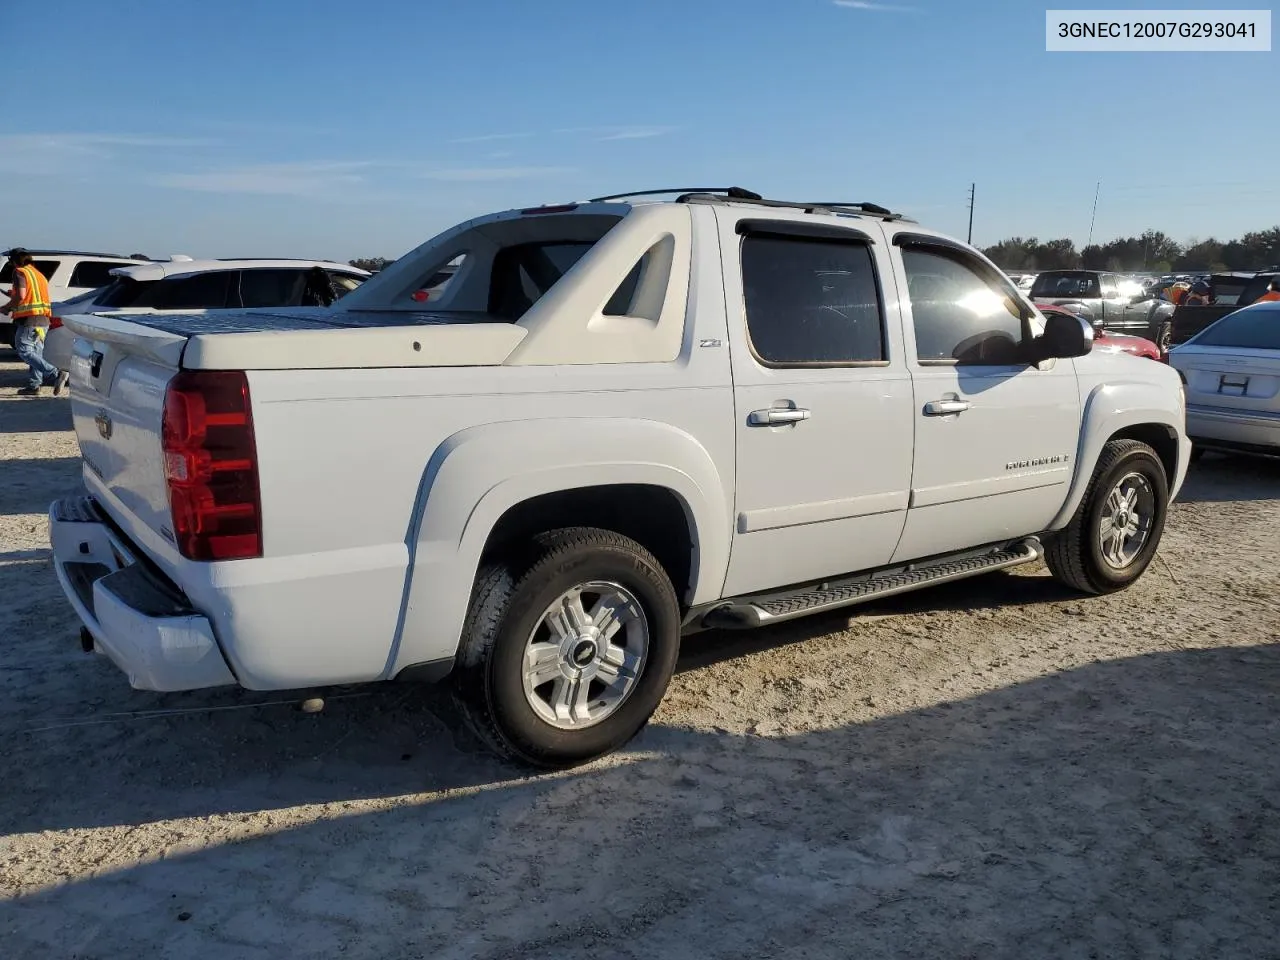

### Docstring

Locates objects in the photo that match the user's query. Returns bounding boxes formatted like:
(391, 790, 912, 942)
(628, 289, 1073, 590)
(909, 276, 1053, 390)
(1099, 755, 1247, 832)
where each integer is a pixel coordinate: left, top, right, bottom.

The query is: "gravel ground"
(1, 357, 1278, 959)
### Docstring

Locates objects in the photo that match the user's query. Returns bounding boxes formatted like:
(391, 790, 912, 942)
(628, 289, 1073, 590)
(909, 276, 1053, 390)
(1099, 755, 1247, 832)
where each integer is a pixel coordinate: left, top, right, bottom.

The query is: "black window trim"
(893, 232, 1034, 367)
(738, 223, 890, 370)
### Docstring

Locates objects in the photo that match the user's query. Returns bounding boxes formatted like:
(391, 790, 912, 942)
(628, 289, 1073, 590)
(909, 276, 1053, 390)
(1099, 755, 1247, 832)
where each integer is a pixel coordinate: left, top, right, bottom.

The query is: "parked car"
(0, 249, 147, 347)
(1168, 271, 1280, 348)
(48, 187, 1189, 769)
(1168, 300, 1280, 459)
(1038, 305, 1161, 360)
(42, 259, 371, 371)
(1030, 269, 1176, 351)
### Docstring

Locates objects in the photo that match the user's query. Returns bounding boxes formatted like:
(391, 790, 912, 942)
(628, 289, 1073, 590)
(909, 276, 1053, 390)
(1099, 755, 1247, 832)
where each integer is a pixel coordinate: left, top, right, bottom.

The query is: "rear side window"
(327, 272, 365, 298)
(1193, 307, 1280, 350)
(234, 269, 306, 308)
(488, 243, 596, 320)
(136, 271, 234, 310)
(0, 259, 60, 284)
(68, 260, 126, 289)
(740, 235, 885, 365)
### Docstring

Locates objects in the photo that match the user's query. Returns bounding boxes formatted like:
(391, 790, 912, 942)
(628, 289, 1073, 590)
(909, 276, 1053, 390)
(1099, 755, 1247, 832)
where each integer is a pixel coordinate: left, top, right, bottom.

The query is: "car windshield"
(1193, 307, 1280, 351)
(1029, 272, 1099, 299)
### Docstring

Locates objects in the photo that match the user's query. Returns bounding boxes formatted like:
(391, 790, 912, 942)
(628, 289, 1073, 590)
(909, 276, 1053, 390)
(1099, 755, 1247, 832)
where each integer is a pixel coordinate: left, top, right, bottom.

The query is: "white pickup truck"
(49, 188, 1189, 768)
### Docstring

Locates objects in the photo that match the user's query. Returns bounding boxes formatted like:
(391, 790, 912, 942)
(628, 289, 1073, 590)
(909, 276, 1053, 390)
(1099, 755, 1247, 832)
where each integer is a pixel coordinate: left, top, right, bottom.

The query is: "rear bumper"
(49, 497, 236, 692)
(1186, 404, 1280, 451)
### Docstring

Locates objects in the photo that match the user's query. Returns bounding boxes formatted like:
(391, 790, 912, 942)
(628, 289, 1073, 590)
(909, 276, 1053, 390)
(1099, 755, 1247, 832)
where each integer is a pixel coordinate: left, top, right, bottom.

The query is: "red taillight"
(161, 370, 262, 561)
(50, 316, 63, 329)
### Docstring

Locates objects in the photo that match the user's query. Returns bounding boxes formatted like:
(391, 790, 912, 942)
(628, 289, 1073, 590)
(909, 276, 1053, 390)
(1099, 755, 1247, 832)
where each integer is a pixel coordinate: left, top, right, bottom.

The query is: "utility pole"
(966, 182, 975, 244)
(1085, 180, 1101, 251)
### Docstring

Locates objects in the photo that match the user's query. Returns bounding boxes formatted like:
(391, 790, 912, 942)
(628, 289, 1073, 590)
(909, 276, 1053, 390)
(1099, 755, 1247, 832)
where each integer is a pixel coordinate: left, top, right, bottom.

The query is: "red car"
(1038, 304, 1161, 360)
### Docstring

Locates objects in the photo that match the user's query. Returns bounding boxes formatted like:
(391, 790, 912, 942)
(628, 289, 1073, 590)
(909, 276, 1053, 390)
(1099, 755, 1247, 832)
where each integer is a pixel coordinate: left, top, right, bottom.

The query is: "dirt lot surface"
(1, 357, 1278, 959)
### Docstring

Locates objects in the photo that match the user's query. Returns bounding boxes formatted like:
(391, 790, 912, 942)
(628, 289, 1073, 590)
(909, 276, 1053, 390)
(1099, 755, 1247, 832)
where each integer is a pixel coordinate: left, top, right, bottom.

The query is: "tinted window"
(235, 269, 306, 308)
(1239, 275, 1277, 306)
(488, 242, 597, 320)
(68, 260, 125, 289)
(136, 271, 233, 310)
(0, 259, 59, 284)
(95, 277, 151, 308)
(1030, 272, 1101, 299)
(741, 235, 884, 364)
(902, 247, 1025, 364)
(1193, 307, 1280, 350)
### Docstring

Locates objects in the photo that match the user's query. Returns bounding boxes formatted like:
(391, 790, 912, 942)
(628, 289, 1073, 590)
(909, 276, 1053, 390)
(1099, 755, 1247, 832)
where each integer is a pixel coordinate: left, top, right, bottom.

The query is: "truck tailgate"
(63, 313, 187, 547)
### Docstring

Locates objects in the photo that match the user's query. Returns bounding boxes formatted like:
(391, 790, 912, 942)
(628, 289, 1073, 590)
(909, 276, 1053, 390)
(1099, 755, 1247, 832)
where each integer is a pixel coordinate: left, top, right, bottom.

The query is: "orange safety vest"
(1256, 290, 1280, 303)
(12, 264, 52, 320)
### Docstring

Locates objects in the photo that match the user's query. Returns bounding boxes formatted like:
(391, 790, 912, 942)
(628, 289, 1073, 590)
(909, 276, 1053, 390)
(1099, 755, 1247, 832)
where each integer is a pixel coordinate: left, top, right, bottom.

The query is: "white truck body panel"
(47, 195, 1190, 697)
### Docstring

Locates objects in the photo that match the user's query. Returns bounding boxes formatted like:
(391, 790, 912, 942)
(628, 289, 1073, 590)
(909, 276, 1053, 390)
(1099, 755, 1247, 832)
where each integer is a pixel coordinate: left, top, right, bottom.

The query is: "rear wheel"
(1155, 319, 1173, 355)
(1045, 439, 1169, 595)
(453, 527, 680, 768)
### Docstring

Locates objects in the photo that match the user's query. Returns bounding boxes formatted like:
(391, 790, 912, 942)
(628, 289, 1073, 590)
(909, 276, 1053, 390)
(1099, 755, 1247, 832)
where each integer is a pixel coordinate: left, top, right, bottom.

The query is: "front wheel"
(452, 527, 681, 768)
(1044, 439, 1170, 595)
(1155, 319, 1173, 355)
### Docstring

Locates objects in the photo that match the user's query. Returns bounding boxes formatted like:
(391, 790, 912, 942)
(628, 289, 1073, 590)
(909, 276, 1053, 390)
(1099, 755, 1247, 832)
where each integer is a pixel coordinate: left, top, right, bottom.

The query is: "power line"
(1085, 180, 1101, 249)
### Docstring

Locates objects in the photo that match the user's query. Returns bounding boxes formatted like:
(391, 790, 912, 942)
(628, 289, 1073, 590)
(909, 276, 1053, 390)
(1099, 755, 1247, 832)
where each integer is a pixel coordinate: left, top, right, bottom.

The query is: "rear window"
(0, 259, 60, 284)
(94, 277, 151, 308)
(1030, 272, 1101, 299)
(1239, 275, 1278, 306)
(68, 260, 126, 289)
(1193, 307, 1280, 351)
(232, 269, 306, 308)
(489, 241, 634, 320)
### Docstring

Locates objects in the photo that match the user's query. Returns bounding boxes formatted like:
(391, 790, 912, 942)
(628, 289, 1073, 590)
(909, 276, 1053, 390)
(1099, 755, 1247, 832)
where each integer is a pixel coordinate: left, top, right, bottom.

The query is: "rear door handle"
(922, 399, 971, 416)
(748, 406, 811, 426)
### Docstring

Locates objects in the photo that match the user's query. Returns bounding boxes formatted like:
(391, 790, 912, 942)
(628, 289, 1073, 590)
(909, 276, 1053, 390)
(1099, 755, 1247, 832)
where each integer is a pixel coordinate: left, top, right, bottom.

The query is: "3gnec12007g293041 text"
(1057, 20, 1256, 39)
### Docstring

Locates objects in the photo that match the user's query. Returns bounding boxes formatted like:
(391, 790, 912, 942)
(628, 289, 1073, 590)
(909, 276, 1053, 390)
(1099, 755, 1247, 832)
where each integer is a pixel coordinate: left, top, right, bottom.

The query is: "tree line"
(982, 226, 1280, 274)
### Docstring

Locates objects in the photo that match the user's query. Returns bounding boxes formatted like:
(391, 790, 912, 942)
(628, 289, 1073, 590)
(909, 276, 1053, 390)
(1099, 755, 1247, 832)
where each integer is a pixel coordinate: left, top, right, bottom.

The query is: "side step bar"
(702, 538, 1044, 629)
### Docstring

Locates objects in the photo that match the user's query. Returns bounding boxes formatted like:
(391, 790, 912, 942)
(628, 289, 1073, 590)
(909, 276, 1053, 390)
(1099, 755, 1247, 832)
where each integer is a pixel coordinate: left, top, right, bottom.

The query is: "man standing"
(2, 248, 67, 396)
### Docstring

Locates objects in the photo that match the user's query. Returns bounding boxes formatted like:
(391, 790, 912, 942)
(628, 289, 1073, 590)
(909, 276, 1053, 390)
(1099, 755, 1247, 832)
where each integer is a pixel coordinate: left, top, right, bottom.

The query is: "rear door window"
(136, 271, 234, 310)
(68, 260, 126, 289)
(0, 259, 61, 284)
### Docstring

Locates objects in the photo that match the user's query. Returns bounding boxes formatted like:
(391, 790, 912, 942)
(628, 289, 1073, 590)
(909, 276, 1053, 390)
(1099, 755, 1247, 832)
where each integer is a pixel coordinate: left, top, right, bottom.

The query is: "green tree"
(349, 257, 394, 272)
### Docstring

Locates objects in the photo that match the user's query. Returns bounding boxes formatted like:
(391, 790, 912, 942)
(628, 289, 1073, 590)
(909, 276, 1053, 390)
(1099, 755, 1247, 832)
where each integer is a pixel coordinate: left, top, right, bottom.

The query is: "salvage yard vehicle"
(42, 259, 371, 371)
(1031, 269, 1177, 351)
(1169, 300, 1280, 460)
(1038, 304, 1161, 360)
(48, 187, 1190, 768)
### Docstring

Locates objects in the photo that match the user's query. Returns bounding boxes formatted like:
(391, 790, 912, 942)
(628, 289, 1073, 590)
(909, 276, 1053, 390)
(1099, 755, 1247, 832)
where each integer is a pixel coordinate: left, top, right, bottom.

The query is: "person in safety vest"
(2, 248, 67, 396)
(1255, 277, 1280, 303)
(1167, 281, 1192, 306)
(1183, 280, 1213, 306)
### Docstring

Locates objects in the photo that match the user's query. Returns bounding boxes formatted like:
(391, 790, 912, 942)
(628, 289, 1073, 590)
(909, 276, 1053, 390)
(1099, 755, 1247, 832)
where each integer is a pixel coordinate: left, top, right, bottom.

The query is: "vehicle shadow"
(1177, 452, 1280, 503)
(3, 644, 1277, 959)
(0, 458, 84, 516)
(680, 568, 1078, 673)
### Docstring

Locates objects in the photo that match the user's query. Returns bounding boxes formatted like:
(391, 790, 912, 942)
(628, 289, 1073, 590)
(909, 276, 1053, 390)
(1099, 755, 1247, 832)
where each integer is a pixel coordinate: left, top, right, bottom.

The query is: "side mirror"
(1033, 311, 1094, 361)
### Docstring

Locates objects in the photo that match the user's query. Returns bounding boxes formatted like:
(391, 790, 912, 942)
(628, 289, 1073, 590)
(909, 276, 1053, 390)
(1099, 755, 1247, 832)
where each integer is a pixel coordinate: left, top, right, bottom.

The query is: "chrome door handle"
(922, 399, 971, 416)
(748, 406, 811, 426)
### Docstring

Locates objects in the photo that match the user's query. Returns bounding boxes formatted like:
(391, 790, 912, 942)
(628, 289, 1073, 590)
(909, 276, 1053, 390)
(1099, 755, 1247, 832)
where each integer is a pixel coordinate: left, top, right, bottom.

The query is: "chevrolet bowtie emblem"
(95, 409, 113, 440)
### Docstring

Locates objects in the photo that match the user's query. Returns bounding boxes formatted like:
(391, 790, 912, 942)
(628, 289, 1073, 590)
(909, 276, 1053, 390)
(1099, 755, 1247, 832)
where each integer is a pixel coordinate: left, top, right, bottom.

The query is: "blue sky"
(2, 0, 1275, 260)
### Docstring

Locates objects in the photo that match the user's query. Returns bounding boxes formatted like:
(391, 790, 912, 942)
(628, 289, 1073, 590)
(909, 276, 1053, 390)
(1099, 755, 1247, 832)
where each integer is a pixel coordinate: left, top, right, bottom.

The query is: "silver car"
(1169, 301, 1280, 459)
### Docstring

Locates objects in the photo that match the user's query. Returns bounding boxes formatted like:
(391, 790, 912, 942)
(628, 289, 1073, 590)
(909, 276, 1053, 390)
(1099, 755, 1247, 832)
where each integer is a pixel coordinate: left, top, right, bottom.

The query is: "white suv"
(1, 249, 144, 346)
(42, 258, 371, 370)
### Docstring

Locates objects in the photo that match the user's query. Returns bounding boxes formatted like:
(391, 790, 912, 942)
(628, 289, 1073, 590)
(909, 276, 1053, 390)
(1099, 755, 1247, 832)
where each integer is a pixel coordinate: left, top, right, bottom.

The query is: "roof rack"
(586, 187, 911, 222)
(588, 187, 764, 203)
(5, 249, 132, 259)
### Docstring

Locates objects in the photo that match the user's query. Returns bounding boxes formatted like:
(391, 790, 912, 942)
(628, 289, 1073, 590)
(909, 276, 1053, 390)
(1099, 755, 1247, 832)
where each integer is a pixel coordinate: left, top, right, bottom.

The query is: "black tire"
(1155, 319, 1173, 354)
(452, 526, 680, 769)
(1044, 439, 1169, 595)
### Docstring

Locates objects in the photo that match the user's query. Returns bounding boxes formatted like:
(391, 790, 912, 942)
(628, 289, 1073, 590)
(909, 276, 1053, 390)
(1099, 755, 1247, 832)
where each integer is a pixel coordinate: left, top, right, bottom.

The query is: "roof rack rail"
(676, 192, 912, 222)
(588, 186, 764, 203)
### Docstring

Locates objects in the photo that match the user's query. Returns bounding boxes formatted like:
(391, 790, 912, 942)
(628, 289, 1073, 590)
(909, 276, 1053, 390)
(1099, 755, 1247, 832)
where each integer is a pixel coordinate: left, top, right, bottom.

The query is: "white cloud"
(832, 0, 915, 11)
(553, 125, 680, 142)
(416, 166, 576, 182)
(158, 161, 375, 197)
(0, 132, 213, 174)
(447, 132, 535, 144)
